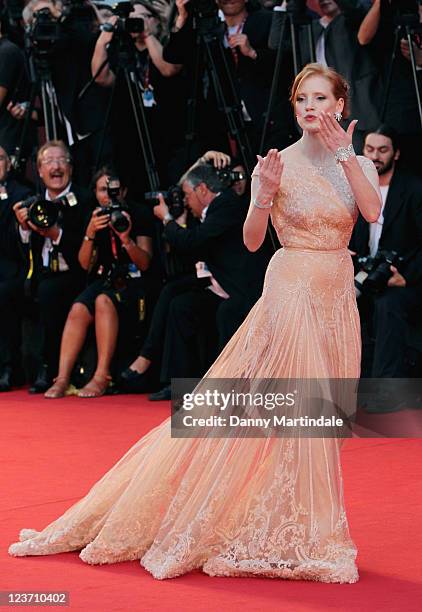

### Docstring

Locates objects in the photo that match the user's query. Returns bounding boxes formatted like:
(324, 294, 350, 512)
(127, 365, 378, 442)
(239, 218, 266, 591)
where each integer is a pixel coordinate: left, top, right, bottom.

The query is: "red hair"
(290, 63, 350, 118)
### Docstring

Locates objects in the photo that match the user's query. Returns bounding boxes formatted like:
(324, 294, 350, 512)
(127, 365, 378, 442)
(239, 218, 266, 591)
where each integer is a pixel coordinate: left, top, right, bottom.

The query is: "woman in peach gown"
(9, 64, 381, 583)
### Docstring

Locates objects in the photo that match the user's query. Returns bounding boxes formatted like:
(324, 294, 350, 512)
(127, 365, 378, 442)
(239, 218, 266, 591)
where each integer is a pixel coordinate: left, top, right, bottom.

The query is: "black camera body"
(145, 186, 185, 219)
(101, 1, 144, 35)
(20, 192, 78, 229)
(355, 249, 402, 296)
(95, 176, 130, 233)
(29, 7, 62, 55)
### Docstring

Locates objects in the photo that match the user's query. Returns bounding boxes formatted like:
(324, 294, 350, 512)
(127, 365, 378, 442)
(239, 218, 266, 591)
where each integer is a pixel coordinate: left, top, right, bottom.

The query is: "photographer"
(357, 0, 422, 172)
(13, 140, 94, 392)
(122, 162, 268, 401)
(91, 0, 185, 198)
(0, 14, 32, 157)
(349, 125, 422, 409)
(165, 0, 281, 155)
(273, 1, 380, 146)
(43, 167, 153, 399)
(0, 146, 32, 391)
(19, 0, 112, 184)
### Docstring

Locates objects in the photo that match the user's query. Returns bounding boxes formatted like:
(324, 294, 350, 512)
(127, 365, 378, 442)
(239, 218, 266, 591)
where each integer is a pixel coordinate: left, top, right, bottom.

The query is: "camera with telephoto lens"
(216, 167, 245, 189)
(19, 192, 78, 229)
(145, 186, 185, 219)
(28, 7, 62, 55)
(354, 249, 402, 297)
(96, 176, 130, 233)
(100, 1, 144, 35)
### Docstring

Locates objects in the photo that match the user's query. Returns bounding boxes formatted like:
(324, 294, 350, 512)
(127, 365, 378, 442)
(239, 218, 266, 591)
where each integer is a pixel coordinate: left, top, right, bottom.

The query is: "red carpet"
(0, 391, 421, 611)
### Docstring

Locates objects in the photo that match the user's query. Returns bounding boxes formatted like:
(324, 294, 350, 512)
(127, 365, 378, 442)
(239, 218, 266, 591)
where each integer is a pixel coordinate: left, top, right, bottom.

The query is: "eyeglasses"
(40, 156, 71, 167)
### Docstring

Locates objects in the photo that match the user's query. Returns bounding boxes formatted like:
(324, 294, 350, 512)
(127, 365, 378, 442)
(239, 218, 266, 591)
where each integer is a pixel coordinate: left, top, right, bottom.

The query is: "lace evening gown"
(9, 154, 378, 583)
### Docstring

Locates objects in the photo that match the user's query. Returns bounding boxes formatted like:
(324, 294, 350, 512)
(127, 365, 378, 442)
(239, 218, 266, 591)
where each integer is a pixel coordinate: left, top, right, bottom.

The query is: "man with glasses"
(13, 140, 94, 393)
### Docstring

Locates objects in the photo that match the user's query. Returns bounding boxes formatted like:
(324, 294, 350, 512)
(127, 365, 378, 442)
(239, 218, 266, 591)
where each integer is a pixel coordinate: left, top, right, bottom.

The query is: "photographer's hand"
(174, 0, 190, 30)
(13, 202, 30, 231)
(201, 151, 231, 169)
(28, 223, 60, 241)
(228, 33, 257, 60)
(86, 208, 110, 238)
(153, 194, 170, 221)
(388, 266, 406, 288)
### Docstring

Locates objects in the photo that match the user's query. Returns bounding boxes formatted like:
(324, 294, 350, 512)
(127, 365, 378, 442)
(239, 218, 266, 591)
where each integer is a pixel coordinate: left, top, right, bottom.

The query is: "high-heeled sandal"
(78, 374, 112, 399)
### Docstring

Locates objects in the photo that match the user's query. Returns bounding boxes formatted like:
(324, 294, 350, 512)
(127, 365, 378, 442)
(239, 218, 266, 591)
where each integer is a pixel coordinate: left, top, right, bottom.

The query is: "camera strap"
(109, 230, 119, 261)
(137, 57, 156, 107)
(49, 245, 60, 273)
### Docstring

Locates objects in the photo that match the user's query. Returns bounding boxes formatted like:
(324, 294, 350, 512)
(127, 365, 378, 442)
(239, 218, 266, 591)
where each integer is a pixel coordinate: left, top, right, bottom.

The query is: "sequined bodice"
(272, 162, 359, 251)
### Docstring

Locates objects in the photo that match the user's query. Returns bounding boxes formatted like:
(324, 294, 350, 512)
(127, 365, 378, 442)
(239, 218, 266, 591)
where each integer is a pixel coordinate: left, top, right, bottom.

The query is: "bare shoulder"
(278, 142, 301, 166)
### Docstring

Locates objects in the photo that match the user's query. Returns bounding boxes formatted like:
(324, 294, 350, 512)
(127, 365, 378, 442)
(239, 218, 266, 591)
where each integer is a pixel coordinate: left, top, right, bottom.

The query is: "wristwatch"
(163, 212, 174, 226)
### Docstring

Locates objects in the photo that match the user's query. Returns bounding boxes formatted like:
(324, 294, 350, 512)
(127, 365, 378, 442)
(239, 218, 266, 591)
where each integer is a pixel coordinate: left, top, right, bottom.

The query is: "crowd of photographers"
(0, 0, 421, 412)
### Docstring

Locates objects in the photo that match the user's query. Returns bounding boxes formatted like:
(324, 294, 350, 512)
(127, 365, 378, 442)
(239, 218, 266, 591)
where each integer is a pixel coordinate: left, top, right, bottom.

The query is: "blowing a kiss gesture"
(254, 149, 284, 206)
(317, 111, 358, 156)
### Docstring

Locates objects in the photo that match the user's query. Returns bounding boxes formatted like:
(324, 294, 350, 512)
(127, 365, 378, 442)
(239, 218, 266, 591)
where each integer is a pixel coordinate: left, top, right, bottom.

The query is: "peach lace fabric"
(9, 155, 378, 584)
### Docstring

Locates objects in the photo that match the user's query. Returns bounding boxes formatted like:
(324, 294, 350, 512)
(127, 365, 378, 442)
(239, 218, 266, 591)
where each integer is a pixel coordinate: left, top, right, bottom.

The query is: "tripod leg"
(12, 81, 38, 173)
(405, 26, 422, 129)
(259, 15, 288, 155)
(40, 80, 58, 141)
(124, 70, 160, 190)
(381, 27, 400, 122)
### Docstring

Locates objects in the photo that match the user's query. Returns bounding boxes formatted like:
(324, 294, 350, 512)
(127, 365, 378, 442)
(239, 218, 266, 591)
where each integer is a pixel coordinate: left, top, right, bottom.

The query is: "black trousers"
(0, 278, 23, 371)
(359, 285, 422, 377)
(37, 271, 85, 379)
(140, 274, 200, 363)
(160, 288, 250, 383)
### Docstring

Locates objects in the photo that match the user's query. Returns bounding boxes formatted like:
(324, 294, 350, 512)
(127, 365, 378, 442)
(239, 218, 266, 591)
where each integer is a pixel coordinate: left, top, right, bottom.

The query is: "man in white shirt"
(13, 140, 92, 392)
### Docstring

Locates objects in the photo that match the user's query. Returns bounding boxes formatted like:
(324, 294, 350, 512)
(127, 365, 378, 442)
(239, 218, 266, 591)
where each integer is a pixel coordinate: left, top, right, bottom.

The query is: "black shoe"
(149, 385, 171, 401)
(119, 368, 152, 393)
(29, 364, 51, 394)
(0, 366, 12, 392)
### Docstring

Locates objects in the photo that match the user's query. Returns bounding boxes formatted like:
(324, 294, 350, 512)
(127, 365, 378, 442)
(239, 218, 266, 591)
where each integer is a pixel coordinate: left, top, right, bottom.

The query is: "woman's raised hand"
(318, 111, 358, 155)
(255, 149, 284, 205)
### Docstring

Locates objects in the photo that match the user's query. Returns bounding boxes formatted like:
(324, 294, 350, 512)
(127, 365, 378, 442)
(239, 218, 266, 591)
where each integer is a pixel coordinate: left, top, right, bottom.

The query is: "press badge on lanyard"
(128, 263, 141, 278)
(142, 85, 156, 108)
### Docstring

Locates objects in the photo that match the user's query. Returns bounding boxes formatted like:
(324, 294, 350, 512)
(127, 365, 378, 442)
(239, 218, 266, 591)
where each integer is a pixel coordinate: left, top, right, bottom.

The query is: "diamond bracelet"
(335, 143, 356, 163)
(252, 198, 273, 209)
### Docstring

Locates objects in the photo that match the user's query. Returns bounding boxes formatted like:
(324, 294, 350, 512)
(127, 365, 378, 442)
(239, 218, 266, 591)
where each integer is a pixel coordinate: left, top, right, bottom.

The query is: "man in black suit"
(125, 162, 269, 400)
(164, 0, 288, 156)
(284, 0, 380, 148)
(14, 140, 93, 392)
(349, 126, 422, 402)
(0, 147, 32, 390)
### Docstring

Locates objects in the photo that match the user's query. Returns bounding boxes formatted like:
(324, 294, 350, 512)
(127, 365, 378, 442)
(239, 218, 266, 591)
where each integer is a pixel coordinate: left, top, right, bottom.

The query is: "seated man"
(14, 140, 94, 392)
(44, 167, 153, 399)
(0, 146, 32, 390)
(121, 160, 270, 400)
(349, 125, 422, 411)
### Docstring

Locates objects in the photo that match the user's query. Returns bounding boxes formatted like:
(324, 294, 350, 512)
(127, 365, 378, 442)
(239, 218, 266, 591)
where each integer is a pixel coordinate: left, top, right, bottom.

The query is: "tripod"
(13, 44, 66, 173)
(92, 33, 160, 193)
(381, 15, 422, 129)
(261, 6, 315, 155)
(183, 13, 255, 176)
